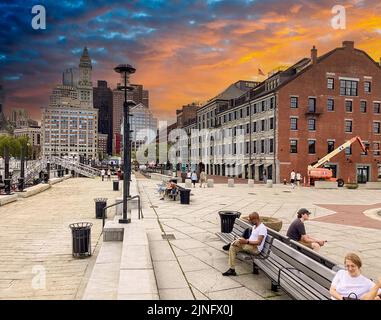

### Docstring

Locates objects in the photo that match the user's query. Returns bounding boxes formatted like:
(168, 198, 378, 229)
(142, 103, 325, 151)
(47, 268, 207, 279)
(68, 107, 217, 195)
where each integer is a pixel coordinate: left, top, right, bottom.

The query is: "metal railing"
(51, 156, 101, 178)
(102, 195, 143, 229)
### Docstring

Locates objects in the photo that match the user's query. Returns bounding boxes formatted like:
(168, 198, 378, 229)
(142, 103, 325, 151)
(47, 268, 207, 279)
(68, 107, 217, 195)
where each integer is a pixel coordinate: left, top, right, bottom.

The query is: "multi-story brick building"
(176, 41, 381, 183)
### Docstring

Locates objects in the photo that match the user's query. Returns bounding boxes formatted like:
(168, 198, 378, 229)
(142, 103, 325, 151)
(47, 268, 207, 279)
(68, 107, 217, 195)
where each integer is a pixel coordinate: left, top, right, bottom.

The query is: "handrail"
(101, 195, 143, 229)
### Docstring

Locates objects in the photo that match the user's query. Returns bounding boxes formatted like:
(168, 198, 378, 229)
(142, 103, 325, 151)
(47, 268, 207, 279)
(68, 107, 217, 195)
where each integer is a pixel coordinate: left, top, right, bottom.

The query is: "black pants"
(192, 180, 196, 187)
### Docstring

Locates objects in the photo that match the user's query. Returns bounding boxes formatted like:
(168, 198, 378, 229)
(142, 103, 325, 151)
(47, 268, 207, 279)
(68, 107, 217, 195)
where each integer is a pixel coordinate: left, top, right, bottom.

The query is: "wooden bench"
(216, 218, 343, 300)
(216, 219, 274, 274)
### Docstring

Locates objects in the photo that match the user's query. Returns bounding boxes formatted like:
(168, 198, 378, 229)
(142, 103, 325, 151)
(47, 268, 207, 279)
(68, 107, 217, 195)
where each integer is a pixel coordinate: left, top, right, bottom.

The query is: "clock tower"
(78, 46, 93, 108)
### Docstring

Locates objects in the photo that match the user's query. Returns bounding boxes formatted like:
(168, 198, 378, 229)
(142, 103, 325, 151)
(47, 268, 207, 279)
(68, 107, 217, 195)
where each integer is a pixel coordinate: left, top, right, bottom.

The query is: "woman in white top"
(191, 171, 198, 188)
(330, 253, 381, 300)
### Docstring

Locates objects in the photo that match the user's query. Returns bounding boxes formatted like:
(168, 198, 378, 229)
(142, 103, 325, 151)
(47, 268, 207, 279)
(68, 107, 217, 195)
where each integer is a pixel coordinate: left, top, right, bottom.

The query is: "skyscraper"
(41, 47, 98, 160)
(93, 80, 113, 155)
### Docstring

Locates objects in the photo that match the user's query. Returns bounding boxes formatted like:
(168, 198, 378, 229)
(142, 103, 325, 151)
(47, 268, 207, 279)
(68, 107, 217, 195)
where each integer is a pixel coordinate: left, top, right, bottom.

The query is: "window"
(269, 138, 274, 153)
(290, 97, 298, 108)
(328, 141, 335, 153)
(290, 140, 297, 153)
(327, 78, 334, 89)
(308, 119, 316, 131)
(270, 97, 274, 109)
(362, 142, 370, 155)
(374, 122, 381, 134)
(345, 100, 353, 112)
(327, 99, 334, 111)
(245, 141, 249, 154)
(308, 140, 316, 154)
(269, 118, 274, 130)
(345, 146, 352, 155)
(290, 117, 298, 130)
(364, 81, 371, 93)
(374, 103, 380, 114)
(261, 119, 265, 131)
(308, 98, 316, 113)
(360, 101, 367, 113)
(261, 101, 265, 112)
(253, 140, 257, 154)
(261, 140, 265, 153)
(340, 80, 358, 96)
(246, 123, 250, 134)
(252, 121, 257, 133)
(345, 120, 352, 133)
(373, 142, 380, 156)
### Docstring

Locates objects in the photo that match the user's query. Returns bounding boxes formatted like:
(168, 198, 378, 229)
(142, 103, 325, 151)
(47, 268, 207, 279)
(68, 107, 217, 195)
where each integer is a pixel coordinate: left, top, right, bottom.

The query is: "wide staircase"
(50, 156, 101, 178)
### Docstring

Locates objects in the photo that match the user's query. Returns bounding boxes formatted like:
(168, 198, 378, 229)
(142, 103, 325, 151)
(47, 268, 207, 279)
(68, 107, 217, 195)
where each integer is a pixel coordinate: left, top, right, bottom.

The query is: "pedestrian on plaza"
(263, 170, 267, 184)
(222, 212, 267, 276)
(330, 253, 381, 300)
(117, 168, 122, 180)
(107, 168, 111, 181)
(101, 168, 105, 181)
(286, 208, 326, 251)
(191, 171, 198, 188)
(296, 172, 301, 187)
(187, 170, 192, 180)
(290, 169, 296, 188)
(199, 170, 207, 188)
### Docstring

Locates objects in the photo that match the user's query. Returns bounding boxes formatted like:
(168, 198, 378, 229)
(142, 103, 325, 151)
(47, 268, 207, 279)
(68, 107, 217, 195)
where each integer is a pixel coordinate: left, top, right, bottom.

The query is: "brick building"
(175, 41, 381, 183)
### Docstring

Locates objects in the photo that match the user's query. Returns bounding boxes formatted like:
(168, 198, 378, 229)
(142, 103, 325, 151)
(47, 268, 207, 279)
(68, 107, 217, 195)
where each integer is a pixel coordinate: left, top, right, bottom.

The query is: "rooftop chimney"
(343, 41, 354, 50)
(311, 46, 317, 64)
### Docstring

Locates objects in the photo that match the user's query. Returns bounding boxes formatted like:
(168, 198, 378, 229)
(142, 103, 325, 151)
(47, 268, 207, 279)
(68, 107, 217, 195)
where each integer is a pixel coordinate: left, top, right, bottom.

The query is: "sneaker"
(222, 243, 231, 251)
(222, 269, 237, 276)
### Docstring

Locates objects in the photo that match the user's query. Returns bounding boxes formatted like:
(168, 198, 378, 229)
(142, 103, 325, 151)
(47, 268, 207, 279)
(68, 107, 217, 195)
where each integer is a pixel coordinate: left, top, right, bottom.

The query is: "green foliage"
(0, 135, 32, 158)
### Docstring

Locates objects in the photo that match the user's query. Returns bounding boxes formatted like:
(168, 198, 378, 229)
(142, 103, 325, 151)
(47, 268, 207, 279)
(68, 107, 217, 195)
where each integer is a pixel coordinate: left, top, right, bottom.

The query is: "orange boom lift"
(307, 136, 367, 187)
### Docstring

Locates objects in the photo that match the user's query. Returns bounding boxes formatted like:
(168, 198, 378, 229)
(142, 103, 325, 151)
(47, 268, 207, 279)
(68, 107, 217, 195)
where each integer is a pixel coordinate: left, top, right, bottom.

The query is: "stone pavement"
(0, 177, 120, 299)
(138, 177, 381, 299)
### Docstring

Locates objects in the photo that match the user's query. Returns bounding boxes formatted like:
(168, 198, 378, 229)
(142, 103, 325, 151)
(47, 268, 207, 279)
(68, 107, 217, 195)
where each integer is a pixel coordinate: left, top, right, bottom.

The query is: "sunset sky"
(1, 0, 381, 123)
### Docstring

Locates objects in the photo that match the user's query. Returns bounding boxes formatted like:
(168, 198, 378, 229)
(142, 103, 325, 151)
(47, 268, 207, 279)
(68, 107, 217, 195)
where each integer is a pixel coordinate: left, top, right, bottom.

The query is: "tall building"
(130, 103, 157, 151)
(93, 80, 113, 155)
(10, 108, 38, 128)
(0, 85, 12, 135)
(41, 47, 98, 160)
(112, 83, 150, 154)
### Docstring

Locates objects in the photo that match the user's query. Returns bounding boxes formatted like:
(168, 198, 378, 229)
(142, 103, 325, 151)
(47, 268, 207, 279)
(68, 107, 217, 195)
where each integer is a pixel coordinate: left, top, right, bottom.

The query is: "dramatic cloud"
(0, 0, 380, 122)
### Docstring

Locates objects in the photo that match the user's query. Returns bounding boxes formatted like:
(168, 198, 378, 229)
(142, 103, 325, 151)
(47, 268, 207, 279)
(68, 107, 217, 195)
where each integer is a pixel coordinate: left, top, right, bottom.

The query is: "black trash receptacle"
(18, 178, 25, 191)
(170, 178, 177, 184)
(43, 173, 49, 183)
(69, 222, 93, 257)
(94, 198, 107, 219)
(179, 188, 191, 204)
(218, 211, 241, 233)
(113, 180, 119, 191)
(4, 179, 11, 194)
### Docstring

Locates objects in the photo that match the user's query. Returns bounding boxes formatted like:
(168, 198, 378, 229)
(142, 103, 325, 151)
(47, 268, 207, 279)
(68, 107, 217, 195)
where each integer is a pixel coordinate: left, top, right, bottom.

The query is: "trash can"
(94, 198, 107, 219)
(170, 178, 177, 184)
(69, 222, 93, 257)
(218, 211, 241, 233)
(18, 178, 25, 191)
(4, 179, 11, 194)
(113, 180, 119, 191)
(43, 173, 49, 183)
(179, 188, 191, 204)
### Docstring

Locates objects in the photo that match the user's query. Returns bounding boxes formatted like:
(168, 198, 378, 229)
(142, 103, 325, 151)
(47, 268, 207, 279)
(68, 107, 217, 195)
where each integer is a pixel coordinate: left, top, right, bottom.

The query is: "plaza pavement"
(0, 177, 120, 300)
(137, 176, 381, 300)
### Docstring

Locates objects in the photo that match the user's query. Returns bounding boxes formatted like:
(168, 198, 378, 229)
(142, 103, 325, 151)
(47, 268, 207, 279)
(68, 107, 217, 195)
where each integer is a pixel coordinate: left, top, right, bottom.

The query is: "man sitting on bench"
(286, 208, 326, 251)
(160, 180, 177, 200)
(222, 212, 267, 277)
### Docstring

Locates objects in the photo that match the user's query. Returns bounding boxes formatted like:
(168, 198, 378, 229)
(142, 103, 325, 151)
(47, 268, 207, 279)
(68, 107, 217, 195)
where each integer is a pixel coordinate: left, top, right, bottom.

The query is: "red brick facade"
(277, 41, 381, 183)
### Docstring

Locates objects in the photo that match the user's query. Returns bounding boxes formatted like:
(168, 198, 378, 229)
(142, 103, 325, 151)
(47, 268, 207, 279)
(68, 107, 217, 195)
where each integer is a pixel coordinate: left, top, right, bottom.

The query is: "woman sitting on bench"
(160, 181, 177, 200)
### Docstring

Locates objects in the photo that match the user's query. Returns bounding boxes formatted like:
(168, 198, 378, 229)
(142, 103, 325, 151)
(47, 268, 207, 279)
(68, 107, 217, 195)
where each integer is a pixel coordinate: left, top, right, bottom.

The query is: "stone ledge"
(359, 182, 381, 189)
(0, 194, 18, 206)
(17, 183, 51, 198)
(103, 221, 125, 241)
(314, 181, 338, 189)
(49, 177, 64, 185)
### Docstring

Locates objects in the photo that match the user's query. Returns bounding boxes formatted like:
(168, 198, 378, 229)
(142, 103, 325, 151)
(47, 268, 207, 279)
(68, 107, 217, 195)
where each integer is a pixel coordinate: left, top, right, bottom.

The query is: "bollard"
(228, 179, 234, 187)
(248, 179, 254, 187)
(185, 179, 192, 188)
(207, 179, 214, 188)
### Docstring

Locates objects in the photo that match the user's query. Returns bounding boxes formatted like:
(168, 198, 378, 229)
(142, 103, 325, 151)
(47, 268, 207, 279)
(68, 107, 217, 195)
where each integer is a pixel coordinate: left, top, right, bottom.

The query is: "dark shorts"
(290, 179, 295, 183)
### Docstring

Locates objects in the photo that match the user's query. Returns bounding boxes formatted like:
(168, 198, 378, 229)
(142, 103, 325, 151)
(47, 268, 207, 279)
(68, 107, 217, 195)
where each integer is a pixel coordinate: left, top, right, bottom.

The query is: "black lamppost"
(114, 64, 136, 224)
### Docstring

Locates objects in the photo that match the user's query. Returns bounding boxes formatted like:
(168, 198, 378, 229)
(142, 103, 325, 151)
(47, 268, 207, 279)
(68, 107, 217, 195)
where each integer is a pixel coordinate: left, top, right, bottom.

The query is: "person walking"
(191, 171, 198, 188)
(263, 170, 267, 184)
(290, 169, 296, 188)
(199, 170, 207, 188)
(101, 168, 105, 181)
(296, 172, 301, 187)
(107, 168, 111, 181)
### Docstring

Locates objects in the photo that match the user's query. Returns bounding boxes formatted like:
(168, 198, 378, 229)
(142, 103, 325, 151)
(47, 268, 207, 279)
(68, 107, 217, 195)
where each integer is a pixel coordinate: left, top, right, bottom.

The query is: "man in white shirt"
(222, 212, 268, 276)
(290, 170, 296, 188)
(101, 169, 105, 181)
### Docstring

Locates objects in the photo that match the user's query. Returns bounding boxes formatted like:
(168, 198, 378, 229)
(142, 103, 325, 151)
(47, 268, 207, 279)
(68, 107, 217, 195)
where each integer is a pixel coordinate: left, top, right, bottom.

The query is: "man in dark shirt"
(286, 208, 326, 251)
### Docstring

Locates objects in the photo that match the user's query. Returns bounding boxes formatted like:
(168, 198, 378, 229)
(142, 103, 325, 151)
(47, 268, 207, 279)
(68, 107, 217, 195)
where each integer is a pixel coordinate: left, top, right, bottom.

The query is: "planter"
(345, 183, 358, 189)
(261, 216, 283, 232)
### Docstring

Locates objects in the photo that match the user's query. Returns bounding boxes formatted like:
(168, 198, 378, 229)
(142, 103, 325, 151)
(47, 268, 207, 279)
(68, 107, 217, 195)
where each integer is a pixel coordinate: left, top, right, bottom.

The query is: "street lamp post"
(114, 64, 136, 224)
